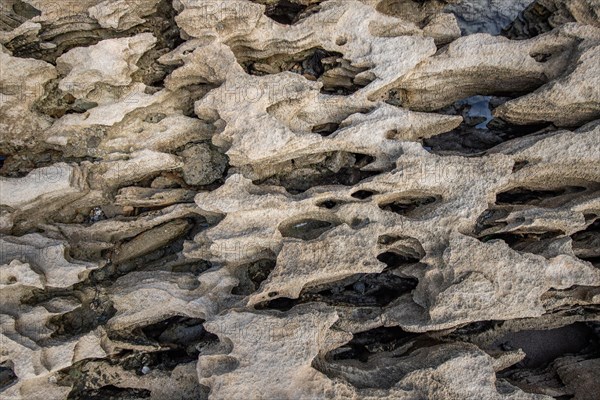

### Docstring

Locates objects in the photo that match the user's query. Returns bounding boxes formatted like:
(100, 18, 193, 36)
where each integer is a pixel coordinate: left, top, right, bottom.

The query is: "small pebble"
(141, 366, 151, 375)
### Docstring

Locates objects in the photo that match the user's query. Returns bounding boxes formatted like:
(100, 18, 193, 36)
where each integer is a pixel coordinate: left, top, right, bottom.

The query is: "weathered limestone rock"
(495, 42, 600, 126)
(0, 234, 98, 289)
(404, 232, 600, 330)
(107, 269, 237, 332)
(0, 163, 86, 210)
(88, 0, 161, 30)
(56, 33, 157, 100)
(0, 48, 56, 150)
(198, 307, 354, 399)
(1, 0, 599, 398)
(391, 26, 587, 111)
(198, 308, 548, 399)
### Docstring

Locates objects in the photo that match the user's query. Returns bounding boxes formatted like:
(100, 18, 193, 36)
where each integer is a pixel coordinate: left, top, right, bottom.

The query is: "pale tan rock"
(0, 50, 56, 149)
(64, 360, 205, 400)
(391, 28, 583, 111)
(0, 163, 86, 210)
(198, 308, 547, 399)
(88, 0, 160, 30)
(176, 0, 439, 97)
(88, 149, 183, 190)
(107, 269, 237, 332)
(0, 234, 98, 289)
(0, 326, 113, 398)
(198, 307, 354, 399)
(0, 260, 44, 290)
(195, 71, 462, 177)
(495, 43, 600, 126)
(411, 232, 600, 329)
(56, 34, 157, 99)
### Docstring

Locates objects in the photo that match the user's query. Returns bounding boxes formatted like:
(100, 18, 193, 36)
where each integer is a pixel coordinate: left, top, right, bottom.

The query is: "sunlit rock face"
(1, 0, 599, 399)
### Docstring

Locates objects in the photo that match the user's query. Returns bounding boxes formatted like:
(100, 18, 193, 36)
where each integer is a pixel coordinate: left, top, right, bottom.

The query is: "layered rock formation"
(1, 0, 599, 399)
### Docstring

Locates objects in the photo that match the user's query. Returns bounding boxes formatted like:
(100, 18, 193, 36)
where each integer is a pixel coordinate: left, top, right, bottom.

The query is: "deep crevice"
(256, 152, 380, 194)
(240, 47, 370, 94)
(330, 326, 420, 363)
(419, 96, 555, 155)
(480, 230, 567, 258)
(496, 186, 587, 207)
(232, 258, 277, 295)
(279, 218, 338, 240)
(571, 219, 600, 267)
(263, 0, 309, 25)
(257, 272, 418, 310)
(140, 317, 218, 354)
(69, 385, 152, 400)
(351, 190, 377, 200)
(495, 322, 600, 370)
(379, 194, 440, 217)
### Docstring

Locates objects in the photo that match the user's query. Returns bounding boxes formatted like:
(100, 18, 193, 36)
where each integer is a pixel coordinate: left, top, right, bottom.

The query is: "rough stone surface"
(1, 0, 599, 399)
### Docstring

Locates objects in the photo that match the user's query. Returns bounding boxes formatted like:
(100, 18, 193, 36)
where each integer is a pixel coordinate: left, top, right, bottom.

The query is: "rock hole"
(316, 199, 340, 209)
(336, 36, 348, 46)
(256, 272, 418, 310)
(330, 326, 419, 363)
(232, 258, 276, 295)
(264, 0, 308, 25)
(474, 208, 510, 235)
(377, 250, 422, 270)
(254, 296, 296, 312)
(314, 326, 440, 389)
(479, 231, 564, 255)
(448, 320, 499, 337)
(350, 217, 370, 229)
(421, 96, 555, 155)
(279, 218, 338, 240)
(308, 273, 418, 307)
(512, 160, 529, 172)
(351, 190, 376, 200)
(379, 194, 440, 217)
(141, 317, 217, 353)
(12, 1, 41, 19)
(311, 122, 340, 136)
(530, 52, 552, 62)
(256, 151, 381, 193)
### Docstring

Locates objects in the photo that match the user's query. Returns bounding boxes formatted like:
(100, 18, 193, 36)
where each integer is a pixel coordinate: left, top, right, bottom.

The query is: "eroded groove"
(496, 186, 587, 207)
(279, 218, 339, 240)
(571, 219, 600, 267)
(379, 194, 440, 217)
(256, 271, 419, 310)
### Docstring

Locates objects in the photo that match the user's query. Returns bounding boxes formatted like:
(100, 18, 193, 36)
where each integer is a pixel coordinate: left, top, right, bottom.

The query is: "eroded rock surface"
(1, 0, 599, 399)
